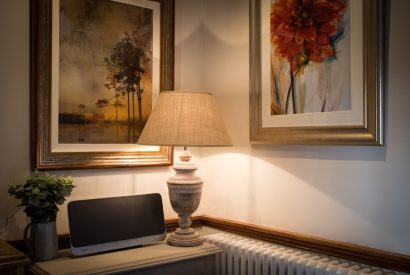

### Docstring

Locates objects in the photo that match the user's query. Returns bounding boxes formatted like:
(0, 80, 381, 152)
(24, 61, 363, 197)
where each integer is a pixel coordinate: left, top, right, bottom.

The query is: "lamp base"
(167, 148, 204, 247)
(167, 227, 204, 247)
(167, 179, 204, 247)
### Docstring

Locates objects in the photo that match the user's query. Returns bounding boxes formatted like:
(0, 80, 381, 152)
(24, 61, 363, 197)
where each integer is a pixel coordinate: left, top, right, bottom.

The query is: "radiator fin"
(204, 232, 406, 275)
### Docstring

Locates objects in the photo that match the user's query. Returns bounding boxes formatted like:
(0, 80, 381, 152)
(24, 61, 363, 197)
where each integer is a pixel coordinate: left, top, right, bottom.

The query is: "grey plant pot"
(24, 221, 58, 262)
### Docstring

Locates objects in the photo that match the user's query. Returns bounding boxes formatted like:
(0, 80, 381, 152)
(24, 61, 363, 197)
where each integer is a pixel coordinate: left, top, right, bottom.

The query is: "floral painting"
(270, 0, 350, 115)
(58, 0, 154, 144)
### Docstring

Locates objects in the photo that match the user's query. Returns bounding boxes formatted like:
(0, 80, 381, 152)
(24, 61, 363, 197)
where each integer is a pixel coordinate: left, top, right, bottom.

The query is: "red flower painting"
(270, 0, 347, 114)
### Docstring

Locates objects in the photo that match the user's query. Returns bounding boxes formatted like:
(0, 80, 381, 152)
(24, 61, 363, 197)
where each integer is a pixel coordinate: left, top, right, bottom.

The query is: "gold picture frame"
(249, 0, 386, 145)
(30, 0, 174, 170)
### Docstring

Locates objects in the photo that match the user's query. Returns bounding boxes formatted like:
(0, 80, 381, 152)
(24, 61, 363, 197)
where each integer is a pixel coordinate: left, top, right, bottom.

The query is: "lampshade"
(138, 91, 232, 147)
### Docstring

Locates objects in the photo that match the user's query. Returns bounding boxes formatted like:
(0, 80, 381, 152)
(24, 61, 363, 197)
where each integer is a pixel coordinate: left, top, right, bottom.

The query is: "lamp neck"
(179, 146, 192, 162)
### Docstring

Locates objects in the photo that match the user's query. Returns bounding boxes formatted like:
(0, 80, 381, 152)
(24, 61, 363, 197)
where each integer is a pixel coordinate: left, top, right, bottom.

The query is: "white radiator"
(204, 232, 404, 275)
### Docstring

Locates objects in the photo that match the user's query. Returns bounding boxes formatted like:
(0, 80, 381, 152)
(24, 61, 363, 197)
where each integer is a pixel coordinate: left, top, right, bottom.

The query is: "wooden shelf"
(30, 242, 221, 275)
(0, 239, 30, 274)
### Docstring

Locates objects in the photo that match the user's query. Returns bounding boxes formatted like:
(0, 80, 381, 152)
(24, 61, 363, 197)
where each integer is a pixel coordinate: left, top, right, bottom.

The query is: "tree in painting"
(270, 0, 347, 115)
(58, 0, 154, 144)
(104, 31, 148, 143)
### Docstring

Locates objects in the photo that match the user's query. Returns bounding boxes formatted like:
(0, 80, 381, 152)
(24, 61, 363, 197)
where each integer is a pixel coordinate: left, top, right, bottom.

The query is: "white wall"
(175, 0, 410, 256)
(1, 0, 409, 257)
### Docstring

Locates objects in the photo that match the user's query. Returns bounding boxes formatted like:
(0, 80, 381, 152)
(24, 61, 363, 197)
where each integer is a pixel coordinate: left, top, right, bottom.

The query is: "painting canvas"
(58, 0, 155, 144)
(269, 0, 350, 115)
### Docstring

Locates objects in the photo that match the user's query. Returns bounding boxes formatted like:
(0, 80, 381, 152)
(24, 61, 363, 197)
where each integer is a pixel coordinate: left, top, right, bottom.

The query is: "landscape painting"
(31, 0, 174, 169)
(269, 0, 351, 115)
(58, 0, 154, 144)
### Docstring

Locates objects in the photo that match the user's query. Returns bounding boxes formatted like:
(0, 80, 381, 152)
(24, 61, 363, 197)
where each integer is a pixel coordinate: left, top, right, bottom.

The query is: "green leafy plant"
(8, 172, 75, 223)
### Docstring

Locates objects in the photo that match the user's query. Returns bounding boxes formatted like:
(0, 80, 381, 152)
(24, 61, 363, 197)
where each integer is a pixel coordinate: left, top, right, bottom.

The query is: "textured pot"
(24, 222, 58, 261)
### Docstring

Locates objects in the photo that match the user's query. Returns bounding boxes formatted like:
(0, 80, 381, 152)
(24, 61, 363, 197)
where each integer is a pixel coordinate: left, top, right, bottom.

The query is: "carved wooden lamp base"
(167, 149, 204, 247)
(167, 227, 204, 247)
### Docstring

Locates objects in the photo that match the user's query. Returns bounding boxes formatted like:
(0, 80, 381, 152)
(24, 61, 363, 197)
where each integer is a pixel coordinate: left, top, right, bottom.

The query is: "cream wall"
(1, 0, 410, 257)
(175, 0, 410, 256)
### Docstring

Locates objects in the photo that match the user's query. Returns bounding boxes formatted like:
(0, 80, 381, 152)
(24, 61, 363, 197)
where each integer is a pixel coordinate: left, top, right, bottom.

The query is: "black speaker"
(68, 193, 166, 256)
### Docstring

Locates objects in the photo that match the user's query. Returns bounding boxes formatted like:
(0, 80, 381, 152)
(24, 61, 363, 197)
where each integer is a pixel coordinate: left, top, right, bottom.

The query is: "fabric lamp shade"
(138, 91, 232, 147)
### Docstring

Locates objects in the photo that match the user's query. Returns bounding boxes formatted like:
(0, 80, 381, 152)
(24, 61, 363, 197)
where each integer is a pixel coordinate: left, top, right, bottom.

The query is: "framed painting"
(249, 0, 386, 145)
(30, 0, 175, 169)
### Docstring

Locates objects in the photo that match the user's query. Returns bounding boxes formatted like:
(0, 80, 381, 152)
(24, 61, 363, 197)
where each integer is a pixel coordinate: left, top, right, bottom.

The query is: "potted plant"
(8, 171, 75, 261)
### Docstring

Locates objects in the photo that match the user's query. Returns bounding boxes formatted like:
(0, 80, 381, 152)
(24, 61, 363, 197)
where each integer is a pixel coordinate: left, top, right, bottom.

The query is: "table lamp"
(138, 91, 232, 247)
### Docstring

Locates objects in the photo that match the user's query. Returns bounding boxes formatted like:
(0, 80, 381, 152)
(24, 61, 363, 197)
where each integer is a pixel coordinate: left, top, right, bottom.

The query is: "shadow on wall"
(251, 144, 387, 162)
(0, 188, 29, 240)
(175, 0, 248, 46)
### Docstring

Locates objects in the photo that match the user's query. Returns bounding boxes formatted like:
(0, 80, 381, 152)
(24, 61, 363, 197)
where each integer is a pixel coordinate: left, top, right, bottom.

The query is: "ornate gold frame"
(30, 0, 174, 169)
(249, 0, 386, 145)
